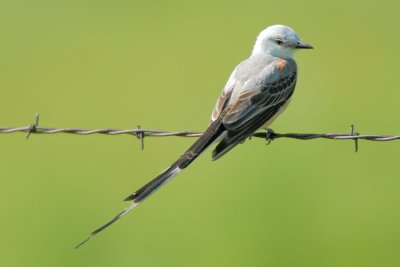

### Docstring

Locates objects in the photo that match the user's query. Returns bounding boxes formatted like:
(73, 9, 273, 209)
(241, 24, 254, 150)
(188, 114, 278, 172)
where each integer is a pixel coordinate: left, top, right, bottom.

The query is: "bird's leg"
(265, 127, 276, 145)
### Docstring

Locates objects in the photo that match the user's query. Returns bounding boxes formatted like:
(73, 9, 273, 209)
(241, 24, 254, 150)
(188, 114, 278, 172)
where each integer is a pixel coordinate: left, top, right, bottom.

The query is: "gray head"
(252, 25, 313, 59)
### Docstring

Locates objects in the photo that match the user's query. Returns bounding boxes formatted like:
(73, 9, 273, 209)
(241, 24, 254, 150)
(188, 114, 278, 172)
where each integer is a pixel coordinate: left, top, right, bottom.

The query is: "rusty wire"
(1, 113, 399, 152)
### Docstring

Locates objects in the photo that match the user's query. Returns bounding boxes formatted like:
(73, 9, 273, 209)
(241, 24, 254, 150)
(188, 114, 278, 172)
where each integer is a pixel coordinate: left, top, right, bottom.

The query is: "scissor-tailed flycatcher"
(76, 24, 313, 248)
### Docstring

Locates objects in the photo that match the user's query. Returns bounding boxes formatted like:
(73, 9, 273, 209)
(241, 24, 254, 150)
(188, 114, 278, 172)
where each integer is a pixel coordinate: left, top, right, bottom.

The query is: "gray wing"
(211, 57, 297, 160)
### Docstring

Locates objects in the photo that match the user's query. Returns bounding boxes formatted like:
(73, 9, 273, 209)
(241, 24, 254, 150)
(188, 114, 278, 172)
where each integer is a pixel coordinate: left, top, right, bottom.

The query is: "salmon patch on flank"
(278, 59, 286, 71)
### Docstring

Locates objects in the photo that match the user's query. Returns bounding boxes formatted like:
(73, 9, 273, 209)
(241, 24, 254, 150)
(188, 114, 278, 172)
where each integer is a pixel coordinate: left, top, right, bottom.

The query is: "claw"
(265, 128, 276, 145)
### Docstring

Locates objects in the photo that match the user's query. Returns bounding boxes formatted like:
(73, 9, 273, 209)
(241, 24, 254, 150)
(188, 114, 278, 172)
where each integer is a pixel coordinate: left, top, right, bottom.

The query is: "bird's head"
(252, 25, 313, 59)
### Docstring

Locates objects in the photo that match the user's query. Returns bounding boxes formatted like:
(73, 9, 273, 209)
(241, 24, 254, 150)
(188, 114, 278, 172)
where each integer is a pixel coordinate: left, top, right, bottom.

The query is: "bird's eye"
(275, 39, 284, 45)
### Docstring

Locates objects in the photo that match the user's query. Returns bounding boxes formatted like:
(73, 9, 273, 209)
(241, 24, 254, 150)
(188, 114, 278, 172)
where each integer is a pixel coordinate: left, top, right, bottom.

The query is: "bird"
(75, 24, 313, 248)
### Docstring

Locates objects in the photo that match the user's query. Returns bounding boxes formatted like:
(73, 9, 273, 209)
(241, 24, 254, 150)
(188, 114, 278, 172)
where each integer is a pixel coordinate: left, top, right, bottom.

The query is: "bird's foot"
(265, 127, 276, 145)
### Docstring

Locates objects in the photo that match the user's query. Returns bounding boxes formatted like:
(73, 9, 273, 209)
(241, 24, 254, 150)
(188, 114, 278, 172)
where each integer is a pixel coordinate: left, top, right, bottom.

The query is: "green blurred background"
(1, 0, 400, 266)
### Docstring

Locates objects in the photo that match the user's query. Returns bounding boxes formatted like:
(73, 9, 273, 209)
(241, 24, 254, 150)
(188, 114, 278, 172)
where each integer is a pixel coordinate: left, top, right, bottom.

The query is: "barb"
(1, 114, 400, 150)
(350, 124, 360, 152)
(25, 112, 40, 139)
(136, 125, 145, 151)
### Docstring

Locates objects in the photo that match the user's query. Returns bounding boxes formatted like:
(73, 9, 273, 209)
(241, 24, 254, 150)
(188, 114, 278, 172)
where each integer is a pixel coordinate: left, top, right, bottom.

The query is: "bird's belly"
(261, 98, 292, 128)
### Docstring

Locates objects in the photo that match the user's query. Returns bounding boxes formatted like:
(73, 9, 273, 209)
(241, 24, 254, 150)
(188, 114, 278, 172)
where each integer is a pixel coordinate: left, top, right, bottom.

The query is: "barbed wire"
(1, 113, 399, 152)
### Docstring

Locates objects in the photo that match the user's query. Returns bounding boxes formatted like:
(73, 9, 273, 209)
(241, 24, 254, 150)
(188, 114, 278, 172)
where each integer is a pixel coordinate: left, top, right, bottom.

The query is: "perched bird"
(76, 24, 313, 248)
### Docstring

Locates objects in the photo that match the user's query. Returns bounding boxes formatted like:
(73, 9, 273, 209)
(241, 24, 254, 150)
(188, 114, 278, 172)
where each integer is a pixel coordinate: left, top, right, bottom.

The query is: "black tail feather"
(75, 201, 138, 249)
(124, 166, 180, 202)
(124, 118, 225, 203)
(76, 118, 225, 248)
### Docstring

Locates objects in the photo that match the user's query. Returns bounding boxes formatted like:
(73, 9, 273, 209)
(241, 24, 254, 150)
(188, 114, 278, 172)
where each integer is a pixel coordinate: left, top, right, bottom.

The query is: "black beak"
(296, 41, 313, 49)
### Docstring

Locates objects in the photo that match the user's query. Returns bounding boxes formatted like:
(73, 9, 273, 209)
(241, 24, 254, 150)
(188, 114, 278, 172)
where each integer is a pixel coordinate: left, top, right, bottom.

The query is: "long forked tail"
(75, 119, 225, 249)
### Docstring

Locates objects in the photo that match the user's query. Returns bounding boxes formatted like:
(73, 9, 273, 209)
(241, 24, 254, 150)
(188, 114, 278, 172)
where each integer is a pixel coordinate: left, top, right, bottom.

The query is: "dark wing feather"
(212, 70, 297, 160)
(210, 84, 235, 123)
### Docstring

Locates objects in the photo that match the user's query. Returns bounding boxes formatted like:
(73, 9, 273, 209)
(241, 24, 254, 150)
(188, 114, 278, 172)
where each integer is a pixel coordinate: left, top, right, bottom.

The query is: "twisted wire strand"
(0, 125, 399, 141)
(1, 115, 399, 151)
